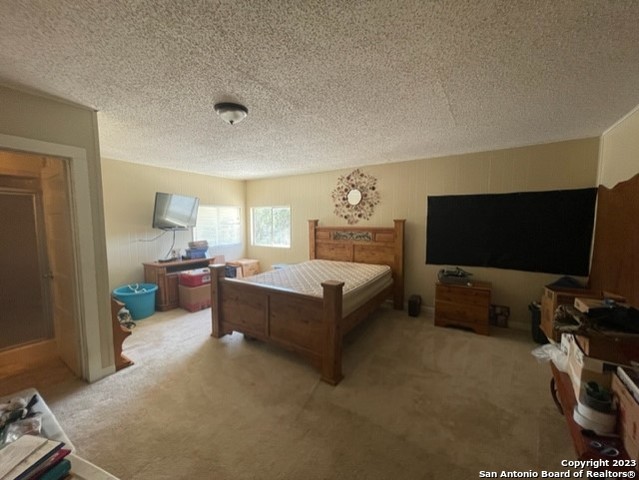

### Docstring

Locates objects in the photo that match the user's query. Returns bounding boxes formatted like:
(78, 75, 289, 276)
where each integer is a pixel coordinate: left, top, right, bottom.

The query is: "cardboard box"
(571, 292, 639, 366)
(179, 268, 211, 287)
(541, 287, 601, 342)
(178, 284, 211, 312)
(226, 259, 260, 278)
(562, 334, 617, 400)
(575, 331, 639, 366)
(612, 373, 639, 461)
(574, 296, 627, 314)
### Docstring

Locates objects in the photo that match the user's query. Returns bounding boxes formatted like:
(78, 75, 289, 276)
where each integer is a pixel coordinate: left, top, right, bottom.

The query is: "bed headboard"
(308, 219, 405, 308)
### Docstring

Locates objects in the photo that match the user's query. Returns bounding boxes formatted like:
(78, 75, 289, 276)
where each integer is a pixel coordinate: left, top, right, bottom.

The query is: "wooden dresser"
(434, 281, 492, 335)
(143, 257, 219, 311)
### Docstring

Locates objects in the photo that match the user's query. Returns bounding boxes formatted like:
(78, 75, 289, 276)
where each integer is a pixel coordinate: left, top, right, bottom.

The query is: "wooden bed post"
(393, 219, 405, 310)
(308, 219, 318, 259)
(210, 264, 226, 338)
(321, 280, 344, 385)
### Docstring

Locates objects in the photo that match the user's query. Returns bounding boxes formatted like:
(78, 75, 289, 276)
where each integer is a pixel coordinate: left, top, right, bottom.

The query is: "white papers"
(0, 435, 48, 478)
(0, 434, 63, 480)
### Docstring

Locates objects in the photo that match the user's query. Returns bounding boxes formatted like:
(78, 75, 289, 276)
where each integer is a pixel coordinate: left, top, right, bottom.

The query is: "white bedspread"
(238, 259, 393, 315)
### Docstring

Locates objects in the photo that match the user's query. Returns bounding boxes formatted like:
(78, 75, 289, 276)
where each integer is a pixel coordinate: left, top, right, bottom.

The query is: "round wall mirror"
(347, 189, 362, 205)
(331, 169, 380, 224)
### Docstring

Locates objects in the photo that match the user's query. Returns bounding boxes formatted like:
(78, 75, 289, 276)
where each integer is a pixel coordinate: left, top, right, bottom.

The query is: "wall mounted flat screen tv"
(426, 187, 597, 276)
(152, 192, 200, 230)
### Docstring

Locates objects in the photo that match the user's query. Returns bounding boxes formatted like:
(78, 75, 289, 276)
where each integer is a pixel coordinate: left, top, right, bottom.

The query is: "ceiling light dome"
(214, 102, 248, 125)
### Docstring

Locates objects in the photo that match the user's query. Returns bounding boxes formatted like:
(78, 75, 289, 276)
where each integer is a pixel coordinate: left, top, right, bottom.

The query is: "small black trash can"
(529, 302, 548, 344)
(408, 295, 422, 317)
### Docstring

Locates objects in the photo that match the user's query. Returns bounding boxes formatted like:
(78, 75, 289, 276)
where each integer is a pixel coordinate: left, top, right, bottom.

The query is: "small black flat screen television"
(152, 192, 200, 230)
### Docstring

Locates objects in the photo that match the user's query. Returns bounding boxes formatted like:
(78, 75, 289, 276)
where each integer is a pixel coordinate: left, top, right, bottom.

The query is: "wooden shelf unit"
(434, 281, 492, 335)
(550, 363, 633, 468)
(143, 257, 214, 311)
(111, 297, 133, 370)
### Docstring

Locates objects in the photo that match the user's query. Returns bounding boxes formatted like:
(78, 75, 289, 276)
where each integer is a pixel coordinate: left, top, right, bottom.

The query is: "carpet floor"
(0, 305, 573, 479)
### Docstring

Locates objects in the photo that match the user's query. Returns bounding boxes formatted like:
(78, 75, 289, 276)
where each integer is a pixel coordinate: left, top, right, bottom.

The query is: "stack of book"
(0, 434, 71, 480)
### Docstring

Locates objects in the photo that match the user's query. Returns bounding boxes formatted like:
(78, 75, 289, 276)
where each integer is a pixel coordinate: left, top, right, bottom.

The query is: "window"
(251, 206, 291, 247)
(193, 206, 241, 246)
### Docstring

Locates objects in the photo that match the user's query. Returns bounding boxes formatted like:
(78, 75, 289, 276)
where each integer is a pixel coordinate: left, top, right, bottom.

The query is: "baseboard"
(87, 364, 116, 383)
(507, 320, 528, 331)
(0, 340, 58, 379)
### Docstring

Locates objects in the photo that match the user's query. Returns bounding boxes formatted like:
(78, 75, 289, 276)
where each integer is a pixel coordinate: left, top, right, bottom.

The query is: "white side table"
(1, 388, 119, 479)
(0, 388, 74, 450)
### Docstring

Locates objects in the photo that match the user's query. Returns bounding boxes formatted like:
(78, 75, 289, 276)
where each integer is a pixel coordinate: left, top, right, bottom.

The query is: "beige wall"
(101, 159, 245, 289)
(101, 138, 600, 330)
(599, 105, 639, 188)
(247, 138, 600, 329)
(0, 84, 112, 380)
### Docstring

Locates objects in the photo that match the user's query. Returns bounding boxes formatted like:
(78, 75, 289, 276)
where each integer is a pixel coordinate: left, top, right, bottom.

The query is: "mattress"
(238, 259, 393, 316)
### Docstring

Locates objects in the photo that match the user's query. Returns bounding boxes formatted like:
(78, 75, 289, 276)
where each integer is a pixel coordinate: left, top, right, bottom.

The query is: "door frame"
(0, 133, 114, 381)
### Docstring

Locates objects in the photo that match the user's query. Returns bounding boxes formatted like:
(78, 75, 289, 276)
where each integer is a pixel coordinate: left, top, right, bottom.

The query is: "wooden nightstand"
(434, 281, 492, 335)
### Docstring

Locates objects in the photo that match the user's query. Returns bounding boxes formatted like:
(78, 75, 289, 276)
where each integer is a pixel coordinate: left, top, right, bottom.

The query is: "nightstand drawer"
(435, 301, 488, 324)
(435, 284, 490, 307)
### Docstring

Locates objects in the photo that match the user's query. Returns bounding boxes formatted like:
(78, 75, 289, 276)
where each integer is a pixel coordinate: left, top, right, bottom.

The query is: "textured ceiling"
(1, 1, 639, 180)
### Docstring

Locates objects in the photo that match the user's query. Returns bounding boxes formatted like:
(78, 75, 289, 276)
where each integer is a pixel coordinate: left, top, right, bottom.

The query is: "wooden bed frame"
(210, 219, 405, 385)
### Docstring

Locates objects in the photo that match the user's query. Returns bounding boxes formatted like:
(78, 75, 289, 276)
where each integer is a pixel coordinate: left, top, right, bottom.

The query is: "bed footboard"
(210, 264, 345, 384)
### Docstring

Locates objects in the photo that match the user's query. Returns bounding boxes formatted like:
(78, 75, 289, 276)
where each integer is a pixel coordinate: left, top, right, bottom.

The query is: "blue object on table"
(112, 283, 158, 320)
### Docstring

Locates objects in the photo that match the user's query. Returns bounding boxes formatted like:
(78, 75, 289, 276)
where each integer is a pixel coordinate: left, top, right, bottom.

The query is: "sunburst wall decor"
(331, 169, 380, 224)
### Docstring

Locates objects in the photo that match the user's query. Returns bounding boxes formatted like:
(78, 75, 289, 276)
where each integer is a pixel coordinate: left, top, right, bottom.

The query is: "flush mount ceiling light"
(214, 102, 248, 125)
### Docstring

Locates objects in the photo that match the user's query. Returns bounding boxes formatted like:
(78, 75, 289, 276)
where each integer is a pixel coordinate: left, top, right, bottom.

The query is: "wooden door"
(0, 188, 53, 351)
